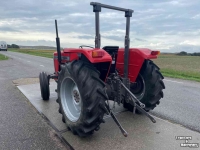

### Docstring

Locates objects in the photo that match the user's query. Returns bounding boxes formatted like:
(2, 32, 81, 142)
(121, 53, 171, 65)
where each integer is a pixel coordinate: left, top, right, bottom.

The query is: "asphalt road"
(1, 51, 200, 134)
(0, 51, 68, 150)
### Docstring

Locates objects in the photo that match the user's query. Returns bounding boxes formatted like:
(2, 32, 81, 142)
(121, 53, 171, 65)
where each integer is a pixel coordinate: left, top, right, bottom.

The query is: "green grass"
(9, 48, 56, 58)
(8, 48, 200, 82)
(153, 54, 200, 82)
(0, 53, 8, 61)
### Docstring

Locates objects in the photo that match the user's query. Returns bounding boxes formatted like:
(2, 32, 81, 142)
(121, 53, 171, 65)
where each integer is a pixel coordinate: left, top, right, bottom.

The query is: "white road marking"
(40, 65, 44, 67)
(164, 79, 183, 84)
(27, 61, 30, 62)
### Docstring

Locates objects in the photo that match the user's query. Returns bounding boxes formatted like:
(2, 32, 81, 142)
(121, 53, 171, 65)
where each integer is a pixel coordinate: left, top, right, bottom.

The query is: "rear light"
(151, 51, 160, 55)
(92, 51, 104, 58)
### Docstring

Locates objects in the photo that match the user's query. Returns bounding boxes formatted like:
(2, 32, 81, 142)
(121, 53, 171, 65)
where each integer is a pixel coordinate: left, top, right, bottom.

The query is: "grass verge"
(8, 48, 55, 58)
(0, 53, 8, 61)
(160, 69, 200, 82)
(153, 54, 200, 82)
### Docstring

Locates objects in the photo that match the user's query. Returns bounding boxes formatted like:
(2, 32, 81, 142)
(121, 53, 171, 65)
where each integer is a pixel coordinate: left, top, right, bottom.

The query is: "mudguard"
(54, 48, 112, 73)
(116, 48, 158, 82)
(63, 48, 112, 63)
(54, 47, 158, 83)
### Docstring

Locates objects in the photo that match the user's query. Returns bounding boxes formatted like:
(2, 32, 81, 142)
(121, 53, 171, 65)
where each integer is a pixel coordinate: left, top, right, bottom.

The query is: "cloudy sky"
(0, 0, 200, 52)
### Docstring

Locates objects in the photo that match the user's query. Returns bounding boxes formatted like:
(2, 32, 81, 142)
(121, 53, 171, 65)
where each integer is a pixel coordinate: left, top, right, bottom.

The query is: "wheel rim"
(60, 77, 82, 122)
(130, 74, 145, 101)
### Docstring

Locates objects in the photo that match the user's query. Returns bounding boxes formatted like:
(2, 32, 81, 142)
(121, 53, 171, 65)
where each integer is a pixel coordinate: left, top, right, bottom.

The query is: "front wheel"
(39, 72, 50, 100)
(124, 60, 165, 112)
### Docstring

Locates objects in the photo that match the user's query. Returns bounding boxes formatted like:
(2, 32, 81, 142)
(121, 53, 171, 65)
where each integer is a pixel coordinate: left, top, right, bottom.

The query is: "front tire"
(57, 60, 107, 137)
(124, 60, 165, 112)
(39, 72, 50, 100)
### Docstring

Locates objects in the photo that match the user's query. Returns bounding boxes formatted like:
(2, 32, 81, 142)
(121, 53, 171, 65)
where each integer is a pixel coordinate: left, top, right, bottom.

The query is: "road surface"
(1, 51, 200, 133)
(0, 51, 69, 150)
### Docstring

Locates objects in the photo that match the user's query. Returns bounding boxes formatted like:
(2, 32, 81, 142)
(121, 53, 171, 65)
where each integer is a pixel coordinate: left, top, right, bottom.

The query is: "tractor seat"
(102, 46, 119, 55)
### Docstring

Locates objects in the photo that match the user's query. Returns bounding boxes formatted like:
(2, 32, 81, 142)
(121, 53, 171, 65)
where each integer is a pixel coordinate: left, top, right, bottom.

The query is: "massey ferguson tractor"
(39, 2, 165, 137)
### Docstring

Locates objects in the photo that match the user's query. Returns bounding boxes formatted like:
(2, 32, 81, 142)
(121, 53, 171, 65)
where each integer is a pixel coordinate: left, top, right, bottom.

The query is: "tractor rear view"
(39, 2, 165, 137)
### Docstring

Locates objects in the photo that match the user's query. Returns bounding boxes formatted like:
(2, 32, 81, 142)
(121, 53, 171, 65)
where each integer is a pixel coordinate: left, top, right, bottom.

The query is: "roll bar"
(90, 2, 134, 78)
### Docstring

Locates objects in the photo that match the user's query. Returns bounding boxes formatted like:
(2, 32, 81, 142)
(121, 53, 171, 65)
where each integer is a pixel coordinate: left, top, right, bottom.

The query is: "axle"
(105, 73, 156, 137)
(120, 81, 156, 123)
(106, 73, 156, 123)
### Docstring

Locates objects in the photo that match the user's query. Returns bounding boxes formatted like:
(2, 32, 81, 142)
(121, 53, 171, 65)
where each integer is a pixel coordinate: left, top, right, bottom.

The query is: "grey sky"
(0, 0, 200, 52)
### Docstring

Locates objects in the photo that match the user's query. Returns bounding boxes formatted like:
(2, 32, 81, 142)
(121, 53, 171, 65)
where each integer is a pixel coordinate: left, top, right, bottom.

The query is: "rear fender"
(63, 48, 112, 63)
(54, 48, 112, 81)
(116, 48, 158, 82)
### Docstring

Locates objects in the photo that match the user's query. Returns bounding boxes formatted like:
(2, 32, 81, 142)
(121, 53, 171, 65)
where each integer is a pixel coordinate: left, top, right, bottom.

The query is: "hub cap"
(60, 77, 82, 122)
(130, 74, 145, 101)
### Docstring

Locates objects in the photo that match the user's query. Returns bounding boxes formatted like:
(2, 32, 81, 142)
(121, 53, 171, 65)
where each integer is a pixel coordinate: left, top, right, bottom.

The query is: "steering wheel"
(79, 45, 94, 49)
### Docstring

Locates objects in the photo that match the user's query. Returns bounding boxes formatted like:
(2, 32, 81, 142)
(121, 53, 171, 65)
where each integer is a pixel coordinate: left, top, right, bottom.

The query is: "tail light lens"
(92, 51, 104, 58)
(151, 51, 160, 55)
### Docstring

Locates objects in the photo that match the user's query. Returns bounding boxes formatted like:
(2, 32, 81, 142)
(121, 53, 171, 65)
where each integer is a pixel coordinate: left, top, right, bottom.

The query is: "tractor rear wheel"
(57, 60, 107, 137)
(124, 60, 165, 112)
(39, 72, 50, 100)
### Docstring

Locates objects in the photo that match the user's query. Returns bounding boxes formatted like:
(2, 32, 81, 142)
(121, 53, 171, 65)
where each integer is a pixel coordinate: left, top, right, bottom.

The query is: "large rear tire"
(39, 72, 50, 100)
(124, 60, 165, 112)
(57, 60, 107, 137)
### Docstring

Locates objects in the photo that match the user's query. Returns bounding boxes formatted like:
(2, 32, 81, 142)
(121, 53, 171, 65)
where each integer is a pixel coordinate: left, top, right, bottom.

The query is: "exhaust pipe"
(55, 20, 62, 70)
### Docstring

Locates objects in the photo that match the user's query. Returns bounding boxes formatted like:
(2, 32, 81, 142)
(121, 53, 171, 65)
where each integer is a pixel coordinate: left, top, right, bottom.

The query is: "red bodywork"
(116, 48, 157, 82)
(54, 48, 112, 73)
(54, 48, 158, 82)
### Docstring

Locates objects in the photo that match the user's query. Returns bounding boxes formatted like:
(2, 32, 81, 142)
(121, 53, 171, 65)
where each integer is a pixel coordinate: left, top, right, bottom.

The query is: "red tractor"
(39, 2, 165, 137)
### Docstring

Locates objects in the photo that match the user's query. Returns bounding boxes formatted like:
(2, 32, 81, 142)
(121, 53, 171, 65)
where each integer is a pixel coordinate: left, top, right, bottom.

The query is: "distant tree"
(11, 44, 19, 48)
(7, 44, 11, 48)
(191, 52, 200, 56)
(177, 51, 187, 56)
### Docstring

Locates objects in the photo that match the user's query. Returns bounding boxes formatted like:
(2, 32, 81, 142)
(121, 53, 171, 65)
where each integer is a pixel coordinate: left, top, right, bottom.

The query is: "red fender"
(63, 48, 112, 63)
(54, 48, 112, 73)
(116, 48, 158, 82)
(54, 47, 158, 83)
